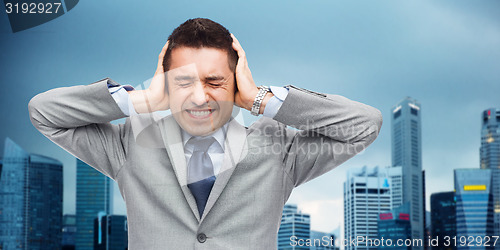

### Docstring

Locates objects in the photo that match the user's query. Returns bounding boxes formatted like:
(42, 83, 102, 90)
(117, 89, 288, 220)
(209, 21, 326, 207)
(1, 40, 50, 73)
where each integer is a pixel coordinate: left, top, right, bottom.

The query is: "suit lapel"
(156, 116, 248, 222)
(200, 118, 248, 222)
(157, 116, 201, 221)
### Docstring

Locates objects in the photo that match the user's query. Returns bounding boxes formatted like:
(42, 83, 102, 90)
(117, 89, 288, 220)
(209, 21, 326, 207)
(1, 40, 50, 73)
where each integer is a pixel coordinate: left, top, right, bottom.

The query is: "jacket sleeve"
(273, 85, 383, 187)
(28, 78, 130, 180)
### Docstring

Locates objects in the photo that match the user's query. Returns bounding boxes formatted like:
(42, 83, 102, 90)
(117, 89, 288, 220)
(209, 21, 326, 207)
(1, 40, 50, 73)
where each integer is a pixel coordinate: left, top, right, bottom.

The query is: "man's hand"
(129, 41, 170, 113)
(231, 34, 273, 114)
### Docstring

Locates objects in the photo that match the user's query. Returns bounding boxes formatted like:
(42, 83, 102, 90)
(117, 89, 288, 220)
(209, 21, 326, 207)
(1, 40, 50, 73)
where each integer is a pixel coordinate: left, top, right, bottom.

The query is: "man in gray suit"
(29, 18, 382, 249)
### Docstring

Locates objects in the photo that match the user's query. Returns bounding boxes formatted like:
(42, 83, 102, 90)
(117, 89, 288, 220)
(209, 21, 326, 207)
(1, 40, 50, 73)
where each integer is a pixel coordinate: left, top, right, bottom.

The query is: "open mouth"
(185, 109, 215, 119)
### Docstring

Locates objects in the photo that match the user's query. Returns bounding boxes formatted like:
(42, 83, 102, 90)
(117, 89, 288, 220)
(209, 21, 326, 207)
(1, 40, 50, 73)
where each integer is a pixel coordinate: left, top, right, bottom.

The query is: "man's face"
(167, 47, 235, 136)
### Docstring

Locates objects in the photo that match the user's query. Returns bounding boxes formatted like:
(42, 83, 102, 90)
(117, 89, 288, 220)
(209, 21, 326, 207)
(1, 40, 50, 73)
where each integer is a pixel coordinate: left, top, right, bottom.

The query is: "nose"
(190, 82, 209, 107)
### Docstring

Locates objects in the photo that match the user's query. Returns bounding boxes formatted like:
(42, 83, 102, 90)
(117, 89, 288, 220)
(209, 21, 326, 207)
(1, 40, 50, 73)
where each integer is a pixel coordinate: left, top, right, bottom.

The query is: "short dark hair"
(163, 18, 238, 73)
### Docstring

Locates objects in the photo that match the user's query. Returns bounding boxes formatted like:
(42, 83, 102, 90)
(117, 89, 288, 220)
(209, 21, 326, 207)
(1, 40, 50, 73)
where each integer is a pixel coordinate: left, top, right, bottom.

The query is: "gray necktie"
(187, 136, 216, 217)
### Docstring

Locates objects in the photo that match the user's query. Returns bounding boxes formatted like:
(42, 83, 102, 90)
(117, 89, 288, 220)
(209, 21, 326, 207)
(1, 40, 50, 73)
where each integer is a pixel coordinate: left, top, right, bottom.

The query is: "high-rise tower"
(344, 166, 397, 250)
(391, 97, 424, 247)
(454, 169, 494, 250)
(480, 108, 500, 240)
(75, 159, 113, 250)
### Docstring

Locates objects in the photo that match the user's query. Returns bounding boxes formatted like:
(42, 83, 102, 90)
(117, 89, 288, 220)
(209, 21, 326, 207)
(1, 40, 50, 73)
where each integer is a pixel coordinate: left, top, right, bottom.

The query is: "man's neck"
(181, 121, 230, 150)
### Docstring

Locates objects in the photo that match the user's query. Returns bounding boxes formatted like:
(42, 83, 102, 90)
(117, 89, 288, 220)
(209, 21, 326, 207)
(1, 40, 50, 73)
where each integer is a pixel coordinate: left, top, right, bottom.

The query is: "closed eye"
(204, 75, 227, 86)
(174, 75, 197, 87)
(207, 82, 222, 87)
(177, 82, 193, 87)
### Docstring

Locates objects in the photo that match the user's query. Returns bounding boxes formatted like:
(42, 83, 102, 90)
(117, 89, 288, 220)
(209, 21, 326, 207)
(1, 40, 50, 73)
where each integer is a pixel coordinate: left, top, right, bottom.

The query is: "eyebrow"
(204, 75, 225, 81)
(173, 74, 228, 84)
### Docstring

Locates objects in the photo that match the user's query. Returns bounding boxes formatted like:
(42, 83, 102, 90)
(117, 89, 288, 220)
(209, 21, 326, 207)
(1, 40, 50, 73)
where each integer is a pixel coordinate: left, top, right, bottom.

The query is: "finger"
(231, 34, 245, 59)
(160, 40, 169, 57)
(157, 40, 170, 73)
(231, 33, 240, 47)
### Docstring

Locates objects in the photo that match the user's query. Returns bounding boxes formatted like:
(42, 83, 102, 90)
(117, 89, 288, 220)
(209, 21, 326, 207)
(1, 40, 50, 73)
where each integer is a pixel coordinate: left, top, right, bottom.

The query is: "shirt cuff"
(262, 86, 289, 118)
(108, 84, 137, 116)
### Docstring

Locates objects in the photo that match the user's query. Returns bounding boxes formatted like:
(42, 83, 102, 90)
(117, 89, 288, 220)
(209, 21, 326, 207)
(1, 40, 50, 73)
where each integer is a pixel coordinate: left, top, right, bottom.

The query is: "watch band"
(251, 86, 270, 116)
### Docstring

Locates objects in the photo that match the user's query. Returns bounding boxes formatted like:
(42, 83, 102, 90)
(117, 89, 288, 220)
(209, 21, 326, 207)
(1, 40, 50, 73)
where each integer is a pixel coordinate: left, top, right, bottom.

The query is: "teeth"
(188, 110, 212, 117)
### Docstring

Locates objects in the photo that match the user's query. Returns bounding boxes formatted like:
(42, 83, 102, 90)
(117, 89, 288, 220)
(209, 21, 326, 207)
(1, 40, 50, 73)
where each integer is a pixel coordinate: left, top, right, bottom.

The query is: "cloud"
(298, 199, 344, 234)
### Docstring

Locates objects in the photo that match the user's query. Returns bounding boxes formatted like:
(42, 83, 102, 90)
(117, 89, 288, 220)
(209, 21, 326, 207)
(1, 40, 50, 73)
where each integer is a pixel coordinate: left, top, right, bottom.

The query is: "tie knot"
(188, 136, 216, 152)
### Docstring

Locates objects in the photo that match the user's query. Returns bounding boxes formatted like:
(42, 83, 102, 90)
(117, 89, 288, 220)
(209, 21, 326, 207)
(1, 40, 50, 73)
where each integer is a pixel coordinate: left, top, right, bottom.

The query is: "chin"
(185, 126, 219, 137)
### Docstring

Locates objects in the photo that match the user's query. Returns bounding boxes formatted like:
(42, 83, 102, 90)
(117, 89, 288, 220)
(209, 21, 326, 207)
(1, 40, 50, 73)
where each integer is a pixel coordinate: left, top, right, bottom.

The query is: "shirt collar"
(181, 122, 229, 151)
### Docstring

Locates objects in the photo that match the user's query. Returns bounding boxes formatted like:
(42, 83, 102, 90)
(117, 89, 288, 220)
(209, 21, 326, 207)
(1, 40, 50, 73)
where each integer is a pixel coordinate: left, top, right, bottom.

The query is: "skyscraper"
(0, 137, 63, 250)
(344, 166, 397, 250)
(430, 191, 456, 250)
(480, 108, 500, 241)
(454, 169, 494, 250)
(391, 97, 424, 247)
(94, 214, 128, 250)
(278, 204, 311, 250)
(75, 159, 113, 250)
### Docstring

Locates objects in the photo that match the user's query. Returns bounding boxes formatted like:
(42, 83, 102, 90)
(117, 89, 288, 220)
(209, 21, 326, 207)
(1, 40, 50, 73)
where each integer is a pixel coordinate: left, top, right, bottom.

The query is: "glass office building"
(344, 166, 396, 250)
(278, 204, 311, 250)
(75, 159, 113, 250)
(454, 169, 494, 250)
(0, 137, 63, 250)
(391, 97, 424, 248)
(94, 214, 128, 250)
(480, 108, 500, 242)
(377, 203, 411, 250)
(430, 191, 456, 250)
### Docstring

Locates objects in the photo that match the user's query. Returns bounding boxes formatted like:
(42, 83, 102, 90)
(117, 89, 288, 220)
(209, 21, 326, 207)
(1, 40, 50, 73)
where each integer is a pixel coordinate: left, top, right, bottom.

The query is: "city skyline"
(1, 0, 499, 235)
(0, 102, 495, 235)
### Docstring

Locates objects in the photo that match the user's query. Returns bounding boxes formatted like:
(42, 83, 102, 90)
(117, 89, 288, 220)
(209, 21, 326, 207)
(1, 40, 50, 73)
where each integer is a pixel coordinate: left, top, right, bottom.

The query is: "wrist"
(128, 89, 158, 113)
(259, 92, 274, 115)
(250, 86, 270, 116)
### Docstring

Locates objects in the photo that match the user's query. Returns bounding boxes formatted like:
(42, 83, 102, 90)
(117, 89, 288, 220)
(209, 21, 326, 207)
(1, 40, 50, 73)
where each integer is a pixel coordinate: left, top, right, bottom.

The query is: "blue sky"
(1, 0, 499, 235)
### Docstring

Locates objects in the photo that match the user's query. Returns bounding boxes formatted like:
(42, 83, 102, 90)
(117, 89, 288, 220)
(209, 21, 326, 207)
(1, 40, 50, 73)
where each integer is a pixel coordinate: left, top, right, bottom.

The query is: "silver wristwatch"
(251, 85, 270, 116)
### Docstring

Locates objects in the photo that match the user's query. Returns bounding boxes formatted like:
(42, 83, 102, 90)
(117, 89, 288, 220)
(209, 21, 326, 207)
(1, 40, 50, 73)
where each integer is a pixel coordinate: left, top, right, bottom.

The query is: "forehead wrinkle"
(167, 63, 198, 78)
(174, 75, 198, 81)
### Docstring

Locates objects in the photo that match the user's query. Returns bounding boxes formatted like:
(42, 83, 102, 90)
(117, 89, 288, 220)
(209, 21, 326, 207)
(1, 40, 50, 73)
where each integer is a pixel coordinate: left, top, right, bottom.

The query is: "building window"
(394, 110, 402, 119)
(411, 107, 418, 116)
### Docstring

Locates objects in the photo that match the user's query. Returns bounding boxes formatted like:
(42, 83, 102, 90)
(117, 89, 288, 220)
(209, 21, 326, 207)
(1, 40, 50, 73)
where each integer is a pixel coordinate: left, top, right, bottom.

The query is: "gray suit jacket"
(28, 78, 382, 249)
